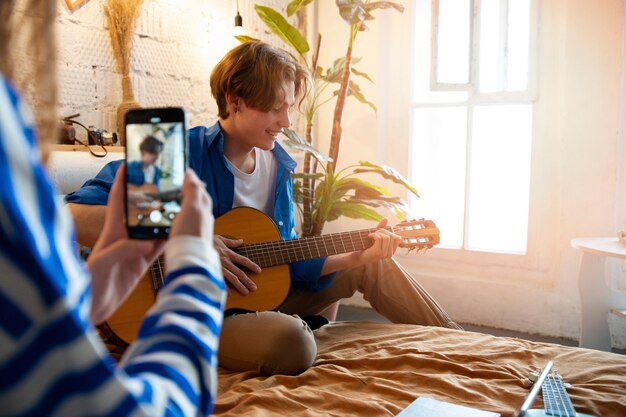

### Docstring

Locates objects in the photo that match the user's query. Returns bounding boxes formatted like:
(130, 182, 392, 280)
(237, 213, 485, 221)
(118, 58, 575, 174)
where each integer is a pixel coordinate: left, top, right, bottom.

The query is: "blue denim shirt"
(126, 160, 160, 188)
(66, 122, 333, 292)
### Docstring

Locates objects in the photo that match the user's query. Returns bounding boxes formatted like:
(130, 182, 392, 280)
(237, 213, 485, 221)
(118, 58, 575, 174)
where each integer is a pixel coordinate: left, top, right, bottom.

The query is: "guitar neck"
(234, 227, 381, 268)
(543, 375, 577, 417)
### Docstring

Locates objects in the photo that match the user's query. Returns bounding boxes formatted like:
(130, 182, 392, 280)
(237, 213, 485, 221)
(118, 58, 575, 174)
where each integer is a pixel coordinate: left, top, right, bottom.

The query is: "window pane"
(435, 0, 472, 84)
(507, 0, 530, 91)
(411, 107, 467, 248)
(467, 104, 532, 252)
(478, 0, 502, 92)
(414, 0, 468, 103)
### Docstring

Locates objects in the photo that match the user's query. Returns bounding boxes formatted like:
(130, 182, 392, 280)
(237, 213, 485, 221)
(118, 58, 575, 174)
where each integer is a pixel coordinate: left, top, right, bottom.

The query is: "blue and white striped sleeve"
(118, 236, 225, 416)
(0, 76, 225, 417)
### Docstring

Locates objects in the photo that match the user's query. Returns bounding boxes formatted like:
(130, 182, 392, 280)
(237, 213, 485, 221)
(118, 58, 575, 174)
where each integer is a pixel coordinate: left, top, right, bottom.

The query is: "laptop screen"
(510, 361, 553, 417)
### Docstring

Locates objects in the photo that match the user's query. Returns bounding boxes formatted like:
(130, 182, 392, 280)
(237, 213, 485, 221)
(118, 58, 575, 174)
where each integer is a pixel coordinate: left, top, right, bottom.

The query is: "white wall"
(53, 0, 294, 142)
(313, 0, 626, 339)
(50, 0, 626, 339)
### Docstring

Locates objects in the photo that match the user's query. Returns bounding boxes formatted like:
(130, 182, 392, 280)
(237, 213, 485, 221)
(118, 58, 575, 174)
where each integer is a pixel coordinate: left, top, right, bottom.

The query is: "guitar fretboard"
(543, 375, 577, 417)
(150, 256, 165, 291)
(233, 225, 426, 268)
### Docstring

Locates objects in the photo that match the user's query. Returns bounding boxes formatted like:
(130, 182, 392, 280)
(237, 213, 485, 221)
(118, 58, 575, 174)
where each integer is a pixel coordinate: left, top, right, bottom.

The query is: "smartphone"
(124, 107, 186, 239)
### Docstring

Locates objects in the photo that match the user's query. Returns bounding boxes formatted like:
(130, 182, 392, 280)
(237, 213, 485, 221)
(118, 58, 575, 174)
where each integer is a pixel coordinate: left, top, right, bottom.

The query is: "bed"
(52, 151, 625, 416)
(212, 321, 626, 416)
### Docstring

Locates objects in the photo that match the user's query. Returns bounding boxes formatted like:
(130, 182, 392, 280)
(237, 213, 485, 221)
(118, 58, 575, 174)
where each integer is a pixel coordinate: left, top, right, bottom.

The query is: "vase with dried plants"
(104, 0, 143, 145)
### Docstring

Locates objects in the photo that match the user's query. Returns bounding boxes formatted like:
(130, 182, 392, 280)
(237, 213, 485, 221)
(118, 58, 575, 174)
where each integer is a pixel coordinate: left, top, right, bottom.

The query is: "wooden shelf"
(52, 144, 124, 153)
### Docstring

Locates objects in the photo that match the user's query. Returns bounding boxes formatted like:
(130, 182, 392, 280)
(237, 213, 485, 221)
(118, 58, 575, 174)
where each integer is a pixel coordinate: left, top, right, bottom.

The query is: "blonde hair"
(210, 41, 311, 119)
(0, 0, 58, 163)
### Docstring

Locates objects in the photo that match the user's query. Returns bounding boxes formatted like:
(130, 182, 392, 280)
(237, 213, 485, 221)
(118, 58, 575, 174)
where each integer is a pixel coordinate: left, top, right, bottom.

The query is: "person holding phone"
(0, 2, 225, 415)
(67, 41, 462, 376)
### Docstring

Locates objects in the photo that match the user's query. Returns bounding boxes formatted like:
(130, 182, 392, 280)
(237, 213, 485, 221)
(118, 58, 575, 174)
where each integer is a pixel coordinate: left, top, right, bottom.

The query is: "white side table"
(571, 237, 626, 351)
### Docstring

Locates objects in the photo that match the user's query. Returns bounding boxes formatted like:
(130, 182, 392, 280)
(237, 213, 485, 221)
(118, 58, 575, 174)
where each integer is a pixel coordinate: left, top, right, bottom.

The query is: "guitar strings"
(234, 224, 433, 269)
(149, 256, 165, 291)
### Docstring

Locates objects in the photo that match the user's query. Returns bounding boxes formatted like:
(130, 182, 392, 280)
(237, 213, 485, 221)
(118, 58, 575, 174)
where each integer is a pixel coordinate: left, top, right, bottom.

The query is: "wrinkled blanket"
(214, 321, 626, 416)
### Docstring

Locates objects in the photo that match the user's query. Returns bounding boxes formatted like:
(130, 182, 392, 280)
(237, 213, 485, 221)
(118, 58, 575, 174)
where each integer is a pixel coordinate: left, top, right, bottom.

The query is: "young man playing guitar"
(67, 41, 462, 376)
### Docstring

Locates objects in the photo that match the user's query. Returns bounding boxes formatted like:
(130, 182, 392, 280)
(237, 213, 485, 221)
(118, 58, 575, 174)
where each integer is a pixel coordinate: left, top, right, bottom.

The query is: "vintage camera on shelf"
(88, 126, 118, 146)
(59, 113, 113, 157)
(59, 113, 117, 146)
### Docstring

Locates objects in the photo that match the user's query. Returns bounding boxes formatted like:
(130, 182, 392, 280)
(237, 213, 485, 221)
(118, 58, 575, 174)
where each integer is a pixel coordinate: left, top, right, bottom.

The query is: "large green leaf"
(324, 59, 345, 84)
(336, 0, 374, 26)
(281, 128, 333, 163)
(326, 201, 383, 222)
(328, 80, 377, 112)
(235, 35, 260, 43)
(280, 127, 308, 145)
(347, 80, 377, 112)
(348, 196, 409, 212)
(292, 172, 325, 181)
(286, 0, 314, 17)
(353, 161, 419, 197)
(283, 141, 332, 164)
(363, 1, 405, 14)
(292, 180, 304, 205)
(352, 67, 373, 83)
(346, 198, 408, 221)
(334, 177, 389, 196)
(254, 5, 310, 55)
(324, 57, 364, 84)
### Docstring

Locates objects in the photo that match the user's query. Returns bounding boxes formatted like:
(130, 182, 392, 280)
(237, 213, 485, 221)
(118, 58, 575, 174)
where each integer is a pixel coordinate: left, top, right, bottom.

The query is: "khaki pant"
(218, 258, 461, 375)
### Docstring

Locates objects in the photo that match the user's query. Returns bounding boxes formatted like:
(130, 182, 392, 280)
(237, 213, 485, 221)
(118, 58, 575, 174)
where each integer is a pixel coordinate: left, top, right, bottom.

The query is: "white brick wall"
(56, 0, 295, 142)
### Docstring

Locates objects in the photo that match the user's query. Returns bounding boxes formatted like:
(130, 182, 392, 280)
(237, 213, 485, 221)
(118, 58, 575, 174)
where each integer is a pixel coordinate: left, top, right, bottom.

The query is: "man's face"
(141, 151, 159, 166)
(237, 80, 296, 151)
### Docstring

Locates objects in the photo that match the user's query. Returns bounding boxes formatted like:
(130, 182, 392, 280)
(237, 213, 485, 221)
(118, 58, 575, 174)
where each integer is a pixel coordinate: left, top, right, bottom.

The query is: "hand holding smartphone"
(125, 107, 186, 239)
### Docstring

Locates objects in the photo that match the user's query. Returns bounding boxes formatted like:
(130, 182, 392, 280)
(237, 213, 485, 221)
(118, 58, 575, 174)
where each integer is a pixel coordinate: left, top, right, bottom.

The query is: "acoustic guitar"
(102, 206, 440, 345)
(526, 367, 595, 417)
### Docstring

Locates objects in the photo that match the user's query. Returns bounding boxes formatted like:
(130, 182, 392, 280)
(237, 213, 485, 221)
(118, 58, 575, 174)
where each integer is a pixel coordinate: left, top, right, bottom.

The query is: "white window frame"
(430, 0, 475, 90)
(431, 0, 538, 100)
(399, 0, 548, 285)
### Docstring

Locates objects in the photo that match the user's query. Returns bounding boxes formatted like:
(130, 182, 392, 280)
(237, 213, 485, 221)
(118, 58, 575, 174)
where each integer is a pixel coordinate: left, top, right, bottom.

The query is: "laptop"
(396, 361, 553, 417)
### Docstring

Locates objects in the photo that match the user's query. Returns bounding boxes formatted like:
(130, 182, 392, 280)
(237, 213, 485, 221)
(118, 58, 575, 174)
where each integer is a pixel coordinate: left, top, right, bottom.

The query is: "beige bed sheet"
(213, 321, 626, 416)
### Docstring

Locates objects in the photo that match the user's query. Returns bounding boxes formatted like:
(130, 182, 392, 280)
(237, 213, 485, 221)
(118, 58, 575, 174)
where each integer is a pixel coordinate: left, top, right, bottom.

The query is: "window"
(410, 0, 537, 253)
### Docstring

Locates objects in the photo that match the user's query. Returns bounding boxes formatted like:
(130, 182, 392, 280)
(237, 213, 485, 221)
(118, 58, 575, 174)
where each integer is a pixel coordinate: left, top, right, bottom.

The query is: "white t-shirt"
(143, 163, 156, 184)
(226, 149, 278, 217)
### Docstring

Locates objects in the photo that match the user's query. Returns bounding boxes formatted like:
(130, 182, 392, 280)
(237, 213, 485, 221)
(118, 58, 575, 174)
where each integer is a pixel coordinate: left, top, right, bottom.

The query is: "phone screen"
(124, 107, 186, 239)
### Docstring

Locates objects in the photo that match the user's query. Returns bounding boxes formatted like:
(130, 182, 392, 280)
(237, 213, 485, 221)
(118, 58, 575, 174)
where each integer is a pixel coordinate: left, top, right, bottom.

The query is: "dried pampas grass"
(104, 0, 143, 77)
(104, 0, 143, 145)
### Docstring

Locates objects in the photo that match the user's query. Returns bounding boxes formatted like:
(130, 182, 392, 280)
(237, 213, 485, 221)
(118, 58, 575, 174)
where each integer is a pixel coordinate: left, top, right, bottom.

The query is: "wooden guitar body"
(214, 207, 291, 312)
(104, 267, 157, 345)
(101, 206, 439, 347)
(103, 207, 291, 345)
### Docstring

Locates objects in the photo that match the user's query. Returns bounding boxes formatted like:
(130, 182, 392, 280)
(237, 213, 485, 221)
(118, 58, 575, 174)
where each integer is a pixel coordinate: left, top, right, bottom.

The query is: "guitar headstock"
(392, 219, 440, 252)
(529, 366, 570, 387)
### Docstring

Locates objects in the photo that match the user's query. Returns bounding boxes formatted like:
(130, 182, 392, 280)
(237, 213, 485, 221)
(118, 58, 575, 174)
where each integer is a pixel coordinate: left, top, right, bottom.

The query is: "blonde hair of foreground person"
(0, 0, 57, 164)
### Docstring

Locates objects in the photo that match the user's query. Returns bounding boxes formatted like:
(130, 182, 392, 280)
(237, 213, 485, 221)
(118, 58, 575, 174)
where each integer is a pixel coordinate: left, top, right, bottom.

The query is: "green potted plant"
(244, 0, 414, 237)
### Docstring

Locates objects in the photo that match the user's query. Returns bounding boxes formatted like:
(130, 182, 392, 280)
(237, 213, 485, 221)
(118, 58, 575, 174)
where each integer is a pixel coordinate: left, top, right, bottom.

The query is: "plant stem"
(328, 25, 354, 172)
(302, 33, 323, 237)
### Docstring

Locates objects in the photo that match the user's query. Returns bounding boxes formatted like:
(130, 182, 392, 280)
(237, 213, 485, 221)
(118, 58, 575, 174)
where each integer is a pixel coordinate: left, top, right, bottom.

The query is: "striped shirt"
(0, 76, 225, 416)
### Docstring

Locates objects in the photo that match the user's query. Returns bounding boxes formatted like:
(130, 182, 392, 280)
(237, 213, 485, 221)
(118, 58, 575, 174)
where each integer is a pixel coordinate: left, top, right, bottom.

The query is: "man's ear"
(226, 92, 239, 107)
